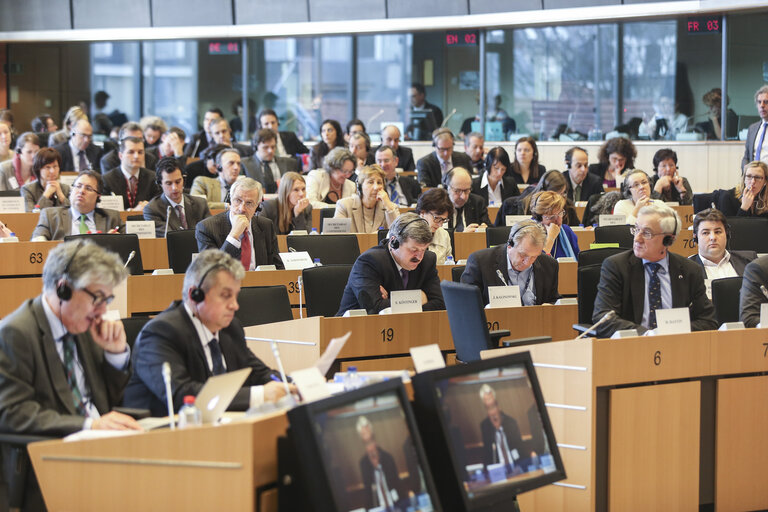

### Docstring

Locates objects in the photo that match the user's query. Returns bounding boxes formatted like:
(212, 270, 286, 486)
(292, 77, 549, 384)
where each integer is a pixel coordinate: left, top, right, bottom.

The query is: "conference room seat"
(122, 316, 151, 349)
(594, 225, 633, 249)
(726, 217, 768, 252)
(710, 276, 743, 325)
(451, 265, 465, 283)
(166, 229, 198, 274)
(573, 263, 603, 336)
(286, 234, 360, 265)
(235, 285, 293, 327)
(302, 265, 353, 317)
(577, 247, 625, 268)
(485, 226, 512, 247)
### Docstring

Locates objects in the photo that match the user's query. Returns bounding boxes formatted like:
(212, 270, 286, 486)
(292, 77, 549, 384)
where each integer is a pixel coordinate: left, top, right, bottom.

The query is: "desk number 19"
(381, 328, 394, 342)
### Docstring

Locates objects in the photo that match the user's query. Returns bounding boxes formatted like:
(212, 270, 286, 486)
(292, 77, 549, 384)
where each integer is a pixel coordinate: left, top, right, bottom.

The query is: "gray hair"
(43, 240, 127, 293)
(478, 383, 496, 401)
(323, 147, 356, 174)
(387, 212, 433, 245)
(756, 85, 768, 103)
(182, 249, 245, 299)
(215, 147, 240, 168)
(229, 176, 262, 200)
(509, 219, 546, 247)
(355, 415, 372, 436)
(637, 203, 681, 236)
(464, 132, 484, 146)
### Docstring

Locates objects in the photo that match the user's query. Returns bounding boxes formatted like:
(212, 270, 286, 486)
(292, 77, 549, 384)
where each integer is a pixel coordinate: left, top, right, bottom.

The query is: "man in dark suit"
(741, 85, 768, 170)
(143, 157, 211, 238)
(564, 146, 603, 202)
(376, 145, 421, 207)
(53, 119, 103, 172)
(100, 122, 158, 173)
(407, 82, 443, 141)
(688, 208, 756, 279)
(593, 203, 717, 337)
(416, 128, 473, 187)
(195, 177, 283, 270)
(209, 118, 253, 157)
(257, 108, 309, 160)
(479, 384, 527, 468)
(337, 213, 444, 315)
(241, 128, 298, 194)
(739, 256, 768, 328)
(31, 170, 123, 240)
(378, 124, 415, 172)
(102, 136, 161, 211)
(123, 249, 295, 416)
(461, 220, 560, 305)
(184, 107, 223, 158)
(464, 132, 485, 176)
(356, 415, 404, 510)
(445, 168, 490, 232)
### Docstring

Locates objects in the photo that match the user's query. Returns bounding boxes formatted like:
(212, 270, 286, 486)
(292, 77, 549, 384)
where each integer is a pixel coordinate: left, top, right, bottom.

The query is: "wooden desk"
(2, 211, 159, 241)
(276, 232, 379, 255)
(436, 262, 577, 296)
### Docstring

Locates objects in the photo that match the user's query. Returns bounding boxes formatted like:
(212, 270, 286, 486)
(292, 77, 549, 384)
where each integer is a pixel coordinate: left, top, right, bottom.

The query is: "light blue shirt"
(507, 256, 536, 306)
(641, 254, 672, 328)
(69, 206, 96, 235)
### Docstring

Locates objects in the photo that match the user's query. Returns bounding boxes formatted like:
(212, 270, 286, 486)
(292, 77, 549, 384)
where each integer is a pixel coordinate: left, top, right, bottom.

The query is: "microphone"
(163, 205, 172, 237)
(162, 362, 176, 430)
(270, 341, 293, 402)
(575, 310, 616, 340)
(124, 250, 136, 269)
(441, 108, 458, 127)
(760, 285, 768, 300)
(496, 269, 508, 286)
(297, 275, 304, 319)
(288, 247, 296, 252)
(367, 109, 385, 128)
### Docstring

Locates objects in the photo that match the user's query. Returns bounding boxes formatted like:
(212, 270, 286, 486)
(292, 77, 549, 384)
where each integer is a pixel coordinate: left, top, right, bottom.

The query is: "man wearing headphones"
(416, 128, 473, 188)
(124, 249, 294, 415)
(190, 147, 243, 210)
(101, 135, 161, 211)
(52, 118, 103, 172)
(563, 147, 602, 203)
(143, 156, 211, 238)
(336, 212, 444, 315)
(31, 170, 123, 240)
(460, 220, 560, 306)
(0, 240, 141, 435)
(593, 203, 717, 337)
(689, 208, 755, 280)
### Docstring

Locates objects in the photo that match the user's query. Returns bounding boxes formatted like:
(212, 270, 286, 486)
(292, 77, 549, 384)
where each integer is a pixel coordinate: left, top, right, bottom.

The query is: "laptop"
(195, 367, 252, 424)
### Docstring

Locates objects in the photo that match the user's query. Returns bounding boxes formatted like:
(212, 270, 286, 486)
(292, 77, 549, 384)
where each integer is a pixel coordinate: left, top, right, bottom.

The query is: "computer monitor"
(412, 352, 565, 512)
(409, 109, 438, 141)
(287, 379, 440, 512)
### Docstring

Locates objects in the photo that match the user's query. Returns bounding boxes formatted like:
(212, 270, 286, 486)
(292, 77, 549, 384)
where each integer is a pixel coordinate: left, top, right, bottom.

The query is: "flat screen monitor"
(287, 379, 441, 512)
(412, 352, 565, 512)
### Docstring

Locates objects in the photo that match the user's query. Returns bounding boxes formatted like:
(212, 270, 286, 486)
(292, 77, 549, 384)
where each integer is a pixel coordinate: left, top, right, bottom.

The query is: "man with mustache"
(337, 212, 444, 315)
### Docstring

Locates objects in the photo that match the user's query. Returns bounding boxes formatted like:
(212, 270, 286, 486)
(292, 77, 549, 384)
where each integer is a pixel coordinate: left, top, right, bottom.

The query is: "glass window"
(91, 41, 140, 137)
(142, 41, 198, 137)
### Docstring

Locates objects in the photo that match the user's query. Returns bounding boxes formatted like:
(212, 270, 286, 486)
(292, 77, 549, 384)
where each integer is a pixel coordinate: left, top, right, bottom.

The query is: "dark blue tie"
(647, 262, 662, 329)
(209, 338, 225, 375)
(388, 181, 400, 205)
(756, 122, 768, 161)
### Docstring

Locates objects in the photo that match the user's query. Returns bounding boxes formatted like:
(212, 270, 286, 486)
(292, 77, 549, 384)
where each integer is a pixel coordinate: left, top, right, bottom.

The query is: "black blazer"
(460, 244, 560, 306)
(712, 188, 768, 218)
(564, 170, 603, 203)
(336, 241, 444, 315)
(359, 447, 403, 509)
(481, 412, 526, 466)
(510, 164, 546, 186)
(124, 301, 278, 415)
(592, 250, 718, 337)
(102, 167, 162, 209)
(471, 174, 519, 206)
(395, 145, 416, 172)
(241, 155, 299, 194)
(740, 256, 768, 327)
(184, 131, 211, 158)
(688, 251, 756, 279)
(448, 193, 491, 231)
(279, 131, 309, 157)
(387, 176, 422, 206)
(416, 151, 474, 188)
(195, 211, 283, 269)
(52, 142, 104, 172)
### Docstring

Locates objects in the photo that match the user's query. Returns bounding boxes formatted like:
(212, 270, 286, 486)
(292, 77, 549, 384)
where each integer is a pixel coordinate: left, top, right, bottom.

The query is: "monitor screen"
(412, 352, 565, 511)
(287, 379, 440, 512)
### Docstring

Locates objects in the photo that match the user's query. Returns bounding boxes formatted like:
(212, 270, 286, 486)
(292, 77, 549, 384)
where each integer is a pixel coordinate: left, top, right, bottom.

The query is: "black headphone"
(189, 263, 224, 303)
(56, 241, 86, 301)
(390, 217, 429, 249)
(662, 214, 678, 247)
(507, 219, 542, 248)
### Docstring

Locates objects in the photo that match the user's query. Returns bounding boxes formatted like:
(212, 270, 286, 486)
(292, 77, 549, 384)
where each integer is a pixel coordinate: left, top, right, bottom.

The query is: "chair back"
(440, 280, 492, 363)
(166, 229, 198, 273)
(287, 234, 361, 265)
(485, 226, 512, 247)
(577, 264, 603, 324)
(711, 276, 743, 325)
(577, 247, 625, 268)
(692, 193, 714, 213)
(122, 316, 151, 349)
(727, 217, 768, 252)
(302, 265, 353, 317)
(451, 265, 466, 283)
(64, 233, 144, 275)
(594, 225, 633, 248)
(236, 285, 293, 327)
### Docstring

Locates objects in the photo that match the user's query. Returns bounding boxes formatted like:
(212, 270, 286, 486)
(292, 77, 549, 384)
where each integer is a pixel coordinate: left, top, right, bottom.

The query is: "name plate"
(289, 367, 330, 402)
(718, 322, 745, 331)
(126, 220, 156, 239)
(0, 196, 24, 213)
(391, 290, 423, 314)
(59, 174, 76, 187)
(98, 195, 124, 211)
(488, 285, 521, 308)
(655, 307, 691, 335)
(598, 214, 626, 226)
(322, 218, 351, 234)
(343, 309, 367, 317)
(611, 329, 639, 339)
(575, 201, 588, 208)
(279, 251, 314, 270)
(410, 344, 446, 373)
(505, 215, 530, 227)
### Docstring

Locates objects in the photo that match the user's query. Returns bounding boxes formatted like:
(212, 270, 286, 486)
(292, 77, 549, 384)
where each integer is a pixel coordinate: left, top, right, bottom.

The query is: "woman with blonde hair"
(259, 171, 313, 235)
(334, 165, 399, 233)
(530, 190, 580, 258)
(713, 161, 768, 218)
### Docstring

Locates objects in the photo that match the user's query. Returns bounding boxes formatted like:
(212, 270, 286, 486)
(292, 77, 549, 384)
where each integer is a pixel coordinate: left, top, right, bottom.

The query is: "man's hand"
(229, 214, 250, 239)
(379, 285, 389, 300)
(92, 411, 143, 431)
(131, 200, 149, 211)
(264, 381, 298, 403)
(90, 318, 127, 354)
(464, 223, 480, 233)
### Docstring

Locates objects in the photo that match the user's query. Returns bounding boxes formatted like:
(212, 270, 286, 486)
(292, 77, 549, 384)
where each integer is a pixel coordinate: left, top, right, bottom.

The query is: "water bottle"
(444, 255, 455, 265)
(344, 366, 361, 391)
(313, 258, 322, 267)
(310, 228, 319, 235)
(32, 204, 41, 213)
(177, 395, 202, 428)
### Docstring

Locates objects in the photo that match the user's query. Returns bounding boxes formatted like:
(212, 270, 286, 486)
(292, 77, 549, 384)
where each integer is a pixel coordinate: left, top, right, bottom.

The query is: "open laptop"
(195, 367, 252, 424)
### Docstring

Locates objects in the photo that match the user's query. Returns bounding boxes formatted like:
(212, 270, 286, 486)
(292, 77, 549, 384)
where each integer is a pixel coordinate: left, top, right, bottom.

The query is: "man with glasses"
(461, 219, 560, 306)
(592, 203, 716, 337)
(376, 145, 421, 207)
(195, 177, 283, 269)
(445, 167, 490, 232)
(31, 170, 123, 240)
(53, 118, 103, 172)
(416, 128, 472, 188)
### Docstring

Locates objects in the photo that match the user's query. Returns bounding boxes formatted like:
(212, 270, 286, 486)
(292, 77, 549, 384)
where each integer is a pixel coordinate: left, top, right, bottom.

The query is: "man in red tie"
(101, 136, 160, 211)
(194, 177, 283, 269)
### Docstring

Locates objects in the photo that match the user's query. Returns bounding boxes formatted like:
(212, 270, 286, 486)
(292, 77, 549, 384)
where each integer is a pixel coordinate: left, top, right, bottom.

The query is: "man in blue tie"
(124, 249, 294, 416)
(742, 85, 768, 170)
(592, 203, 717, 337)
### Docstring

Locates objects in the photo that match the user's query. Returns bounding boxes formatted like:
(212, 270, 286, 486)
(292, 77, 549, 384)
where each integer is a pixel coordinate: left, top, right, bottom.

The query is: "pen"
(270, 374, 282, 383)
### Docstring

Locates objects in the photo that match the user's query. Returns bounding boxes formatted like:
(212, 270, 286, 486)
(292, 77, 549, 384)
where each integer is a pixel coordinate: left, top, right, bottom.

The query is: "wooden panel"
(454, 231, 486, 260)
(518, 482, 591, 512)
(709, 327, 768, 374)
(715, 375, 768, 512)
(0, 276, 41, 318)
(608, 381, 700, 512)
(485, 304, 578, 342)
(0, 240, 56, 275)
(276, 233, 378, 254)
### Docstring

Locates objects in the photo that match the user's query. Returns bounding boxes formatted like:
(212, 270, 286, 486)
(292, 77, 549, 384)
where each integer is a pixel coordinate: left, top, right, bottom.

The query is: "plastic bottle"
(313, 258, 322, 267)
(344, 366, 361, 391)
(444, 255, 455, 265)
(177, 395, 202, 428)
(32, 204, 41, 213)
(310, 228, 319, 235)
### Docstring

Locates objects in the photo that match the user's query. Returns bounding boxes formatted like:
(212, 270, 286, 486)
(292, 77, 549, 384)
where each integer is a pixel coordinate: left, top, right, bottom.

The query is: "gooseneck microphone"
(496, 269, 508, 286)
(124, 251, 136, 269)
(162, 361, 175, 430)
(163, 205, 172, 237)
(575, 310, 616, 340)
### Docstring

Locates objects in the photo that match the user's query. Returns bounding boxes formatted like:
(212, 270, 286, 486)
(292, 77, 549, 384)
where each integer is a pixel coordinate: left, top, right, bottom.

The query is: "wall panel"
(153, 0, 233, 27)
(72, 0, 151, 30)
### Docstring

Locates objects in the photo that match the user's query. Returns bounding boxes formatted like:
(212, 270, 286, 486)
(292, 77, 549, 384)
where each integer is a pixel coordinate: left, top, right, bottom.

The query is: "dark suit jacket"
(481, 413, 526, 466)
(564, 171, 603, 203)
(387, 176, 422, 207)
(742, 121, 764, 170)
(592, 250, 718, 337)
(123, 301, 277, 415)
(143, 193, 211, 238)
(52, 142, 104, 172)
(740, 256, 768, 328)
(337, 241, 444, 315)
(195, 211, 283, 269)
(0, 296, 129, 435)
(510, 164, 546, 186)
(448, 193, 491, 231)
(258, 198, 312, 235)
(102, 168, 161, 209)
(711, 188, 768, 218)
(688, 251, 756, 280)
(100, 148, 158, 173)
(460, 245, 560, 305)
(242, 155, 299, 194)
(416, 151, 474, 188)
(471, 174, 519, 206)
(31, 206, 123, 240)
(359, 447, 402, 510)
(279, 131, 309, 156)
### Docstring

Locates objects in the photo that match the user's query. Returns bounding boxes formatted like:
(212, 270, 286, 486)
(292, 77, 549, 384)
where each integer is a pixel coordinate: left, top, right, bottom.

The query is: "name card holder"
(279, 251, 314, 270)
(391, 290, 423, 314)
(98, 195, 124, 211)
(487, 285, 521, 308)
(655, 307, 691, 335)
(598, 214, 626, 226)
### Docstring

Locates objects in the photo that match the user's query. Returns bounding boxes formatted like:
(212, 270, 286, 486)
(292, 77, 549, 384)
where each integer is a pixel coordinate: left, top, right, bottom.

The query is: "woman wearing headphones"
(530, 191, 580, 259)
(509, 136, 545, 186)
(495, 170, 579, 227)
(0, 132, 39, 190)
(21, 147, 70, 212)
(612, 169, 665, 224)
(414, 188, 454, 264)
(259, 172, 312, 235)
(713, 161, 768, 218)
(334, 164, 399, 233)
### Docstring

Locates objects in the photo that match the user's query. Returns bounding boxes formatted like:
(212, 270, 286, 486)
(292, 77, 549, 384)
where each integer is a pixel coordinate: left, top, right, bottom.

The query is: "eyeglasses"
(542, 210, 565, 222)
(72, 183, 98, 194)
(74, 132, 93, 139)
(449, 186, 471, 196)
(745, 174, 765, 183)
(80, 287, 115, 308)
(231, 196, 258, 210)
(629, 179, 650, 190)
(630, 226, 666, 240)
(429, 212, 448, 225)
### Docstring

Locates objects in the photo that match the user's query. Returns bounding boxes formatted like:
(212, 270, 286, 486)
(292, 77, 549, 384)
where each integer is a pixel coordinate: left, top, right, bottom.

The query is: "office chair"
(727, 217, 768, 252)
(711, 276, 743, 325)
(166, 229, 198, 273)
(302, 265, 353, 317)
(64, 233, 144, 275)
(286, 234, 360, 265)
(236, 286, 294, 327)
(572, 263, 603, 336)
(451, 265, 466, 283)
(485, 226, 512, 247)
(577, 247, 625, 268)
(594, 225, 634, 248)
(122, 316, 151, 349)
